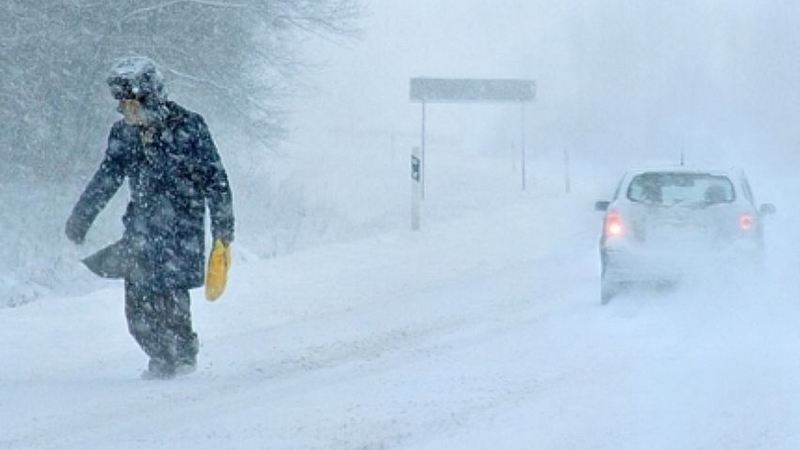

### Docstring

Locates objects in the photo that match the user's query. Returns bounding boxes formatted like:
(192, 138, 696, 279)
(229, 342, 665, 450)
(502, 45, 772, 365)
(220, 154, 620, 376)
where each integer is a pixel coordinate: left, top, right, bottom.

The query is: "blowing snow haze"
(293, 0, 800, 172)
(3, 1, 800, 449)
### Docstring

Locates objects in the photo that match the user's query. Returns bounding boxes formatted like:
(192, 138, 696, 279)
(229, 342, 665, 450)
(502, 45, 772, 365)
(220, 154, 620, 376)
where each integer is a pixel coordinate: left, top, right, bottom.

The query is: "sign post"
(564, 149, 571, 194)
(420, 101, 427, 200)
(520, 102, 527, 191)
(409, 77, 536, 195)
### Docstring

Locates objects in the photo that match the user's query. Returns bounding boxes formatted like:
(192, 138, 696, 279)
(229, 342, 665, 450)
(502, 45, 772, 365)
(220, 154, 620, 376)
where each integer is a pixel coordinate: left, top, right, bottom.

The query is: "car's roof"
(624, 166, 744, 178)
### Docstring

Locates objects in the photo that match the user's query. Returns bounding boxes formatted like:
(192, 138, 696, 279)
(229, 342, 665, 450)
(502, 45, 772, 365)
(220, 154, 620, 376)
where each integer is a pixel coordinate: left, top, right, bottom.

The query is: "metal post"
(520, 102, 527, 191)
(421, 101, 427, 200)
(511, 140, 517, 172)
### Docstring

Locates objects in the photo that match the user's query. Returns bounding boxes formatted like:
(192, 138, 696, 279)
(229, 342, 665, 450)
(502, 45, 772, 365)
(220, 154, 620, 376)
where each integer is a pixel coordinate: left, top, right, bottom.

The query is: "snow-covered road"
(3, 192, 800, 450)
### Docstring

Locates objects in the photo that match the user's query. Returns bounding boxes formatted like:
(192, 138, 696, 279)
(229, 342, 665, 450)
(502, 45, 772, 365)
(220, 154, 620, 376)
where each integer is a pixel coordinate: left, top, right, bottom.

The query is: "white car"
(595, 167, 775, 304)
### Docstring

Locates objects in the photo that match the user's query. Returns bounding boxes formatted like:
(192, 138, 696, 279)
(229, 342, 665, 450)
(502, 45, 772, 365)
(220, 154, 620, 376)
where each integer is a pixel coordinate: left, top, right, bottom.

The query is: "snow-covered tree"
(0, 0, 362, 176)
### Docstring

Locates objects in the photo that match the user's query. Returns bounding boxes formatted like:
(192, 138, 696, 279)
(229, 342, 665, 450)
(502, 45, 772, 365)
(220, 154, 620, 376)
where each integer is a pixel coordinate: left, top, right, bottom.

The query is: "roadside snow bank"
(0, 169, 118, 307)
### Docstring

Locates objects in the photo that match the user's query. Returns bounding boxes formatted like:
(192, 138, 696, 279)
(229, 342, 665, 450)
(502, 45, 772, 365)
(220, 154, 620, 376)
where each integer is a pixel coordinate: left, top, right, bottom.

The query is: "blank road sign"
(410, 78, 536, 103)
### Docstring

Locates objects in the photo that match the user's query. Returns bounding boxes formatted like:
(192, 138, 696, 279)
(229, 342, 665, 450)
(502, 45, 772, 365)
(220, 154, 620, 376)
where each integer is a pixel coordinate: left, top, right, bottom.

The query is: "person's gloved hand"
(205, 239, 231, 301)
(65, 215, 86, 245)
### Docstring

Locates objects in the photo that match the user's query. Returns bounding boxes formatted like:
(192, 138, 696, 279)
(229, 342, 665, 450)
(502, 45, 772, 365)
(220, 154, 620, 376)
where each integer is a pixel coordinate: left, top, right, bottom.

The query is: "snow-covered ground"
(3, 149, 799, 449)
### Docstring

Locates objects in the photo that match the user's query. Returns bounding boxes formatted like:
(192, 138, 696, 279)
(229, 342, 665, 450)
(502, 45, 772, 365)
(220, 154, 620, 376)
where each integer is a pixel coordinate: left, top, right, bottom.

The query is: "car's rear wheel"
(600, 251, 622, 304)
(601, 279, 619, 305)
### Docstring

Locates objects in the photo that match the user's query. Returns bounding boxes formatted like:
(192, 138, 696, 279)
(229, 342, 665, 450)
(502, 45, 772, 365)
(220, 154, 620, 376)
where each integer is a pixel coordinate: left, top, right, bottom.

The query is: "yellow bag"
(205, 240, 231, 301)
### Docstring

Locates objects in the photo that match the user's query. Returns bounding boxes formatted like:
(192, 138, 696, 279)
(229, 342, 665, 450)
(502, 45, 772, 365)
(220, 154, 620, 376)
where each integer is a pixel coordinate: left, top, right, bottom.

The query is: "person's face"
(119, 99, 148, 126)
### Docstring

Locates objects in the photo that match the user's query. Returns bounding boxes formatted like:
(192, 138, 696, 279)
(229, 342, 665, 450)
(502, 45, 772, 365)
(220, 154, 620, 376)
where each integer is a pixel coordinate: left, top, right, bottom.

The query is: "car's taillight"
(739, 214, 754, 231)
(605, 211, 624, 237)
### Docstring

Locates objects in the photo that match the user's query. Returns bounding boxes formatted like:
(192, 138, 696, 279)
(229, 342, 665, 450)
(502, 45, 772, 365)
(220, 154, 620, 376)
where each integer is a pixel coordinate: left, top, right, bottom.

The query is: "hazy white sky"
(289, 0, 800, 173)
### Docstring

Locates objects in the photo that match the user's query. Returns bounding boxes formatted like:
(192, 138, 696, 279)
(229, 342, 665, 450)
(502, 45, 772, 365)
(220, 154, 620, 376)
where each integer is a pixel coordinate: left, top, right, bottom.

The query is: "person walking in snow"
(65, 56, 235, 379)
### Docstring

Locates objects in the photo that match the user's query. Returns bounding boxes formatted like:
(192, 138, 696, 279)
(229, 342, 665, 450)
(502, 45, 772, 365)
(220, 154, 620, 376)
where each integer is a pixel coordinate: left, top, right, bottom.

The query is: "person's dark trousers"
(124, 280, 199, 368)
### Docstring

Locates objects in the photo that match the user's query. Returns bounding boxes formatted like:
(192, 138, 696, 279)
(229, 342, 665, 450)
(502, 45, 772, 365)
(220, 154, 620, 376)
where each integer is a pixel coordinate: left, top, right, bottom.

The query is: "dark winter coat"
(66, 101, 234, 290)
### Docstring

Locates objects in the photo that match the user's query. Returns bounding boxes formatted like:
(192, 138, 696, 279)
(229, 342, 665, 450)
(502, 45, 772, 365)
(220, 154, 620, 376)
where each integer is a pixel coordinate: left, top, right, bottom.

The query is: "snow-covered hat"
(106, 56, 167, 102)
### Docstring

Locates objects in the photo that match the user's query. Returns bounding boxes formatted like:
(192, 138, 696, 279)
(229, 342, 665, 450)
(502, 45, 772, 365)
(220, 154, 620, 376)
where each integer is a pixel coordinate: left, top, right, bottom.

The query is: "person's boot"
(141, 358, 176, 380)
(173, 354, 197, 376)
(173, 334, 199, 376)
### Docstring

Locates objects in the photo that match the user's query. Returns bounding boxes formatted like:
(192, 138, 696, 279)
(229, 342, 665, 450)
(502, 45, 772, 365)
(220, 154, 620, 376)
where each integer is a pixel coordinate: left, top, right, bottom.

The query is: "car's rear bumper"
(601, 238, 762, 283)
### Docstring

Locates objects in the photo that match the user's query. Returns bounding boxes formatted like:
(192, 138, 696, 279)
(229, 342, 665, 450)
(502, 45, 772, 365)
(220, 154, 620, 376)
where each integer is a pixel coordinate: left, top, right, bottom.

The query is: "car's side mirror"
(759, 203, 776, 216)
(595, 201, 610, 211)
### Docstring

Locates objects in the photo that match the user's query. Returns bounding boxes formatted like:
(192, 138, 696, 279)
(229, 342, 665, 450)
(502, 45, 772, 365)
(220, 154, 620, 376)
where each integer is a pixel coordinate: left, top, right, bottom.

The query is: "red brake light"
(739, 214, 753, 231)
(605, 211, 624, 237)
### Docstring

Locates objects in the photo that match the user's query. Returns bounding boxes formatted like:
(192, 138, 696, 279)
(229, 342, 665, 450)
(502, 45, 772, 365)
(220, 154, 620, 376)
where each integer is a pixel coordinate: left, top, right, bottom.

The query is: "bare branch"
(0, 0, 365, 173)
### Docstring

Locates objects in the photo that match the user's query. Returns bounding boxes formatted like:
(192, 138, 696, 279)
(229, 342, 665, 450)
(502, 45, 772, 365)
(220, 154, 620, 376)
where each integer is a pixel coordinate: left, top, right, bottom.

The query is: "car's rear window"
(627, 173, 735, 206)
